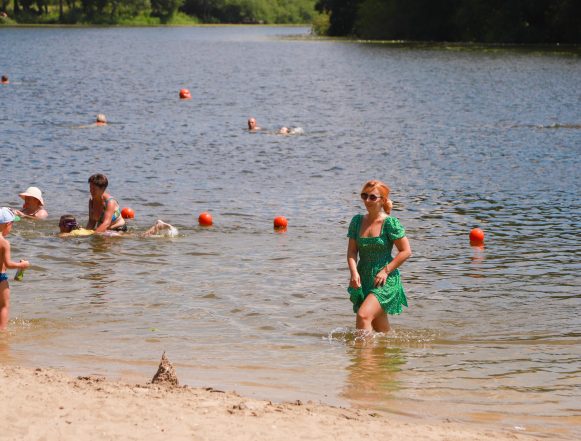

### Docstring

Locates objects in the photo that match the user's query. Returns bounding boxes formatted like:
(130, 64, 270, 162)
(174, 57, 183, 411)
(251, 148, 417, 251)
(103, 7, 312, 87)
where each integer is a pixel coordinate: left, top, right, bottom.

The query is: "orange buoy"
(179, 88, 191, 99)
(469, 228, 485, 245)
(121, 207, 135, 219)
(274, 216, 288, 230)
(198, 212, 213, 226)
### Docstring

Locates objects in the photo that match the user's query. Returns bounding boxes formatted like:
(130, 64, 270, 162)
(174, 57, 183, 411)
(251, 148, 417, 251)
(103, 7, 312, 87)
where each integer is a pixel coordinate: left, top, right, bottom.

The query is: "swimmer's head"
(1, 75, 8, 84)
(278, 127, 289, 134)
(248, 118, 257, 130)
(96, 114, 107, 124)
(59, 215, 79, 233)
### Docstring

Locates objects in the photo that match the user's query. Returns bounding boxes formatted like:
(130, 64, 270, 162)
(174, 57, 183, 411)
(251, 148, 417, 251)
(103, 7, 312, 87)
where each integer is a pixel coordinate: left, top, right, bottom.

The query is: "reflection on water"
(343, 343, 405, 408)
(0, 26, 579, 440)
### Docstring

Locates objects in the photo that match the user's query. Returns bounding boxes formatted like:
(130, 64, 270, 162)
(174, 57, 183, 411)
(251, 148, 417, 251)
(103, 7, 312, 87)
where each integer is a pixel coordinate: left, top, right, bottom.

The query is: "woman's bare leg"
(371, 312, 389, 333)
(356, 294, 385, 332)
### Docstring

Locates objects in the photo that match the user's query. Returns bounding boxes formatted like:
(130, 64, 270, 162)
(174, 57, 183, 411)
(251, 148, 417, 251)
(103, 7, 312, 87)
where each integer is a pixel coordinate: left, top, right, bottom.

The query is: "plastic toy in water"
(14, 260, 25, 281)
(14, 268, 25, 281)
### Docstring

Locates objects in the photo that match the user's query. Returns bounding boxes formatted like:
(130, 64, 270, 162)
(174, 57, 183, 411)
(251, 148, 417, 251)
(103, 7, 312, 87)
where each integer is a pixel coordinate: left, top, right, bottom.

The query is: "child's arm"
(1, 241, 30, 270)
(14, 210, 37, 220)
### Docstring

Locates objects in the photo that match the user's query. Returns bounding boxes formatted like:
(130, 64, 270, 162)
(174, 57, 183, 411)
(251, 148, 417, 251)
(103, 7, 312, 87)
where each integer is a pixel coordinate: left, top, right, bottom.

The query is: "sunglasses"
(360, 193, 382, 202)
(60, 220, 78, 229)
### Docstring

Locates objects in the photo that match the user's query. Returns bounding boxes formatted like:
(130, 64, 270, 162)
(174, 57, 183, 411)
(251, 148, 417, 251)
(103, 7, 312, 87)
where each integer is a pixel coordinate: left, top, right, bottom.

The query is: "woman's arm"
(385, 237, 412, 273)
(373, 237, 411, 287)
(35, 209, 48, 220)
(347, 238, 361, 288)
(13, 210, 35, 219)
(86, 199, 97, 230)
(16, 209, 48, 220)
(94, 199, 116, 233)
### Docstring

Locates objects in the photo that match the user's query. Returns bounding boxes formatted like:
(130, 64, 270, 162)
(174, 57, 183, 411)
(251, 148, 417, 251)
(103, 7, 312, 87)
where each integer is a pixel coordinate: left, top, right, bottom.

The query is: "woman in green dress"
(347, 180, 412, 333)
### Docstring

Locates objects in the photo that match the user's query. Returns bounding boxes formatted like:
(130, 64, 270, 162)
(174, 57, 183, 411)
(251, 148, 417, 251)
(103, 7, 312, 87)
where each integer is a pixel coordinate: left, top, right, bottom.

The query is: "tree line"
(314, 0, 581, 43)
(2, 0, 579, 44)
(0, 0, 316, 24)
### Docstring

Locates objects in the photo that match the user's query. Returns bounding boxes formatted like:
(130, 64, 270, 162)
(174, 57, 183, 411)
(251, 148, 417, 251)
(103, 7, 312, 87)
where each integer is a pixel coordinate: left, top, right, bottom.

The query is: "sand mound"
(151, 352, 179, 387)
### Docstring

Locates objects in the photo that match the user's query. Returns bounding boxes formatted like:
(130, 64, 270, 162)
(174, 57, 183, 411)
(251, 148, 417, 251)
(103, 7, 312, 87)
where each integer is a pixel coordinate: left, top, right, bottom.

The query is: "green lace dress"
(347, 214, 408, 315)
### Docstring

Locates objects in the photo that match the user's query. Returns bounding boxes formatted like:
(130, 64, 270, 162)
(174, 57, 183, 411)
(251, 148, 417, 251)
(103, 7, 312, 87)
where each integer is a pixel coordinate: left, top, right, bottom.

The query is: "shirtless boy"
(0, 208, 30, 330)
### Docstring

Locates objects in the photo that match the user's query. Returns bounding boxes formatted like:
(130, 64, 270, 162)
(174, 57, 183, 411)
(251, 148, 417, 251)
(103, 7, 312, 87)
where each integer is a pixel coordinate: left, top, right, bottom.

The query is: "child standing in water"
(346, 180, 411, 333)
(0, 208, 30, 330)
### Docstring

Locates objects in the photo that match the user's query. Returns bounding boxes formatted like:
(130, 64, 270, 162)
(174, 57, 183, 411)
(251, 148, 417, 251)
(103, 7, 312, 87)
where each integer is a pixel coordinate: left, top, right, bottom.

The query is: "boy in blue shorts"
(0, 207, 30, 330)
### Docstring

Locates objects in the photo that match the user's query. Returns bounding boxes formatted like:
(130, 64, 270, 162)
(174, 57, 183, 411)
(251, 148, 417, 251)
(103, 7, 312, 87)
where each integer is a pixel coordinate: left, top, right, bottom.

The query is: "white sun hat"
(19, 186, 45, 205)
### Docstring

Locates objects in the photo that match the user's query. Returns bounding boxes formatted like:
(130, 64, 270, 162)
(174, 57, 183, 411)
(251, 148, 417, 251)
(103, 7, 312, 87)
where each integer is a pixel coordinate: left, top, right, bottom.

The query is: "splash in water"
(327, 327, 439, 346)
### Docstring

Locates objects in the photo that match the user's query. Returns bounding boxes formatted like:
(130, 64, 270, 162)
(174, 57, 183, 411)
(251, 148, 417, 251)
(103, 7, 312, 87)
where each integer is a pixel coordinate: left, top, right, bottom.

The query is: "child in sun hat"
(15, 186, 48, 219)
(0, 207, 30, 330)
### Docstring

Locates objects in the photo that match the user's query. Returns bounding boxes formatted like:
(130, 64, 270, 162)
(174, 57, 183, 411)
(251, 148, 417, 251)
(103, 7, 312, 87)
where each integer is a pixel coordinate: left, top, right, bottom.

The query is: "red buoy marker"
(274, 216, 288, 230)
(469, 228, 485, 245)
(198, 212, 213, 226)
(121, 207, 135, 219)
(179, 88, 191, 100)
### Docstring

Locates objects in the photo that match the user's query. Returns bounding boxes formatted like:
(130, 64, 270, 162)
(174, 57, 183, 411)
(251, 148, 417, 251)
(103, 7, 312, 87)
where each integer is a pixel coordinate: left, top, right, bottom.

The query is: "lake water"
(1, 26, 579, 439)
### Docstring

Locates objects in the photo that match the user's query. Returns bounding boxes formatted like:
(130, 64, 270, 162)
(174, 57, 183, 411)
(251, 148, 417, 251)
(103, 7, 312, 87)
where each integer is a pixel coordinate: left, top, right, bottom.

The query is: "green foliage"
(151, 0, 183, 22)
(182, 0, 316, 24)
(0, 14, 17, 25)
(311, 10, 329, 35)
(356, 0, 456, 41)
(315, 0, 359, 36)
(3, 0, 316, 24)
(166, 10, 198, 23)
(317, 0, 581, 43)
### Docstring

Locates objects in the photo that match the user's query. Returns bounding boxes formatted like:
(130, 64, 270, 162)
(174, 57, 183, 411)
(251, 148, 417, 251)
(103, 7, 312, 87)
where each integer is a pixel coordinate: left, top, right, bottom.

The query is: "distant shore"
(0, 365, 541, 441)
(0, 22, 310, 28)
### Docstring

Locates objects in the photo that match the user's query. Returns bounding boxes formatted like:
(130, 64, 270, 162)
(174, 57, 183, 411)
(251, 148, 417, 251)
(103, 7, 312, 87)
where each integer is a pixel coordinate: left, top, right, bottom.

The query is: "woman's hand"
(349, 272, 361, 289)
(374, 267, 388, 287)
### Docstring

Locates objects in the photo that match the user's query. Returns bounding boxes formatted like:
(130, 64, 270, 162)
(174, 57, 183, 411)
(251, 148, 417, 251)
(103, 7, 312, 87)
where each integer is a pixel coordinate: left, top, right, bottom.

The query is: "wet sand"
(0, 365, 539, 441)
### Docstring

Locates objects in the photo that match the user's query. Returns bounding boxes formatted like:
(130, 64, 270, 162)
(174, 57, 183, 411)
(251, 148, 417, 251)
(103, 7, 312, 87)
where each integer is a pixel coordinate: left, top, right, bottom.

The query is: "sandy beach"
(0, 364, 540, 441)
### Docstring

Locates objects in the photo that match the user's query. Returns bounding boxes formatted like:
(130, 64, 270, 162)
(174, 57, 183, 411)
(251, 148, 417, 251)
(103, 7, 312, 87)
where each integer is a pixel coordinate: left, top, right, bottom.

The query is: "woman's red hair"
(361, 180, 392, 214)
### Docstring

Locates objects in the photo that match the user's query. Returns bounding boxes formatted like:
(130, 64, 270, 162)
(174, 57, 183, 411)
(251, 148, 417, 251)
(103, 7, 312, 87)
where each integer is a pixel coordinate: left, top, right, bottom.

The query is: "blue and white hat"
(0, 207, 21, 224)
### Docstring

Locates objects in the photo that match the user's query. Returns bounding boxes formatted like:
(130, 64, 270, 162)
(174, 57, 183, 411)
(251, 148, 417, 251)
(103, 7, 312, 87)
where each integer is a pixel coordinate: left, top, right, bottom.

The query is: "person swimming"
(248, 117, 261, 131)
(96, 114, 107, 125)
(1, 75, 8, 84)
(277, 126, 304, 135)
(58, 215, 93, 236)
(15, 186, 48, 219)
(59, 215, 177, 238)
